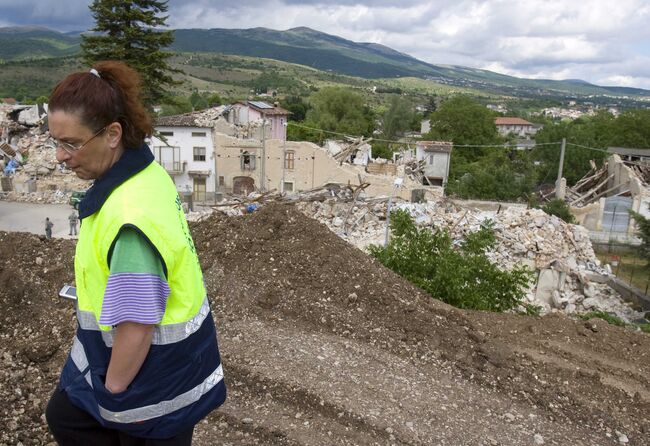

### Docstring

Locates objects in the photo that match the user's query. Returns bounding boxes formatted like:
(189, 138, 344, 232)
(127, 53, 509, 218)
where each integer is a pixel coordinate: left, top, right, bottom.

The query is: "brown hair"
(48, 61, 153, 149)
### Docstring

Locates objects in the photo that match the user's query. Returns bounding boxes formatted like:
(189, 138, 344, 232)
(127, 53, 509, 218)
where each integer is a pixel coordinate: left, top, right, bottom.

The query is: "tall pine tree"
(81, 0, 178, 106)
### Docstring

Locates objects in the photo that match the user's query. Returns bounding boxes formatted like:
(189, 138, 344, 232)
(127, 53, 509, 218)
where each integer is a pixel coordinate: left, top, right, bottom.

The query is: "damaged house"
(564, 153, 650, 243)
(0, 103, 90, 197)
(151, 106, 450, 203)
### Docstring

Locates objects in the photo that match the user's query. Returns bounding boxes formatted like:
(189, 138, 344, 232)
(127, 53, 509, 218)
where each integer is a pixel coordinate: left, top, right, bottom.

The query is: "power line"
(565, 142, 610, 154)
(287, 122, 649, 168)
(288, 121, 562, 149)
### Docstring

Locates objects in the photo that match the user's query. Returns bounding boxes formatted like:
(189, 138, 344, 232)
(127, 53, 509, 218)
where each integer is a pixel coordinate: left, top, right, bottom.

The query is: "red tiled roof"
(495, 117, 533, 126)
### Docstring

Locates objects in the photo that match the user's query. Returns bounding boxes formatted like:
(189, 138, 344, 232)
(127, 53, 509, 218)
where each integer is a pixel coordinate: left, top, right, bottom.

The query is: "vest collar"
(79, 144, 154, 219)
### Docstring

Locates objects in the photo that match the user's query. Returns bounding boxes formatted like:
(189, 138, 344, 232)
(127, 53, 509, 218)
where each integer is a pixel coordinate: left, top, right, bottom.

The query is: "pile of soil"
(0, 203, 648, 445)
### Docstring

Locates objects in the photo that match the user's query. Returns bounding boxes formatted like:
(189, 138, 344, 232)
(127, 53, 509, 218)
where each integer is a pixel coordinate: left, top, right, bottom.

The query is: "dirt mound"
(0, 204, 649, 445)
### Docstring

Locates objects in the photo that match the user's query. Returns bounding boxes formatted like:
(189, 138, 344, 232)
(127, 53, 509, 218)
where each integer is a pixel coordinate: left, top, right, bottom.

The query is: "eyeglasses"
(46, 126, 107, 154)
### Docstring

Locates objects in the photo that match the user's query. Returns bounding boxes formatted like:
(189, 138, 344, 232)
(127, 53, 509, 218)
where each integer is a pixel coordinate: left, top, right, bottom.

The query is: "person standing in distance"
(45, 217, 54, 239)
(68, 210, 78, 236)
(45, 61, 226, 445)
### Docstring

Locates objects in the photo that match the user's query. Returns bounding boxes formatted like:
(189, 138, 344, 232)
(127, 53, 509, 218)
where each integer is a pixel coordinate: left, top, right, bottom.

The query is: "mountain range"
(1, 25, 649, 99)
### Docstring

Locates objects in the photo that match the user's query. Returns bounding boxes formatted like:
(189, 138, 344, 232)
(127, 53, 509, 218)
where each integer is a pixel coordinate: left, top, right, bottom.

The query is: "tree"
(446, 149, 537, 200)
(281, 96, 309, 122)
(305, 87, 374, 138)
(81, 0, 178, 106)
(381, 95, 415, 141)
(189, 90, 209, 111)
(423, 94, 437, 116)
(534, 113, 612, 185)
(630, 206, 650, 268)
(206, 93, 222, 107)
(423, 95, 501, 162)
(371, 95, 416, 160)
(159, 96, 192, 116)
(614, 109, 650, 148)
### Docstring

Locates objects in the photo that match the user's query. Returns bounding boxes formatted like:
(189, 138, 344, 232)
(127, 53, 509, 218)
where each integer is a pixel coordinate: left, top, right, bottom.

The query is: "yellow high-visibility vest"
(74, 161, 206, 330)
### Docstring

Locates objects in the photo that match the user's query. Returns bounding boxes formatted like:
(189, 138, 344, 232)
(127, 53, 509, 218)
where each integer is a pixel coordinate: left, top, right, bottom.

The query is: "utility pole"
(281, 122, 288, 193)
(260, 118, 266, 192)
(384, 177, 404, 246)
(213, 130, 218, 203)
(555, 138, 566, 199)
(557, 138, 566, 181)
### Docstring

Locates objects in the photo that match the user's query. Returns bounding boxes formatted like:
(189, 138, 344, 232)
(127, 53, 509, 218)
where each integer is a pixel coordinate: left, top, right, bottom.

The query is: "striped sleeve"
(99, 227, 171, 326)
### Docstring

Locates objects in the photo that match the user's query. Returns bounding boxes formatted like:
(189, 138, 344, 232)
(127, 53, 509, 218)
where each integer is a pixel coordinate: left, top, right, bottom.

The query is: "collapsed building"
(550, 154, 650, 244)
(150, 104, 448, 203)
(0, 104, 91, 202)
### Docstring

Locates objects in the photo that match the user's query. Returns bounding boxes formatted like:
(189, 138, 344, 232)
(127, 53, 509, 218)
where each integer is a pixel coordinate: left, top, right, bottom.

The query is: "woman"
(45, 61, 226, 445)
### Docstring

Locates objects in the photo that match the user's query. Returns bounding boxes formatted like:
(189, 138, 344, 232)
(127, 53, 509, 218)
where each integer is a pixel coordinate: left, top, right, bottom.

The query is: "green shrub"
(523, 304, 543, 316)
(542, 199, 576, 224)
(369, 210, 533, 312)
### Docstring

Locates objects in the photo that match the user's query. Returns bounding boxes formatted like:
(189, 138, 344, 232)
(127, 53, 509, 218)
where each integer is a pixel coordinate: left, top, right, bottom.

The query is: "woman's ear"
(106, 122, 123, 149)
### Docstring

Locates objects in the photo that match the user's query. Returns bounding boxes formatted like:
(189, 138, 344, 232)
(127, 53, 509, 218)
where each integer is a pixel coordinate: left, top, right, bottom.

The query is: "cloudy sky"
(2, 0, 650, 89)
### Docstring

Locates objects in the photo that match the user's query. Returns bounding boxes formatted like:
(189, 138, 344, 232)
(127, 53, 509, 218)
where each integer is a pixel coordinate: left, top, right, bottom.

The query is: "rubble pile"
(191, 105, 228, 126)
(1, 107, 91, 202)
(297, 198, 645, 322)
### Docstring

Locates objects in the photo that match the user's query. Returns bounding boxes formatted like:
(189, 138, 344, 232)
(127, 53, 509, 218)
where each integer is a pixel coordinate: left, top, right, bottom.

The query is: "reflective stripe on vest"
(76, 297, 211, 347)
(69, 336, 223, 424)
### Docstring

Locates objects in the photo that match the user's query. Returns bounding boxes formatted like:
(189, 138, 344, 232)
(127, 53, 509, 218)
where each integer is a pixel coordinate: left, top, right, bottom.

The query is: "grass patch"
(580, 311, 627, 326)
(580, 311, 650, 334)
(594, 249, 649, 293)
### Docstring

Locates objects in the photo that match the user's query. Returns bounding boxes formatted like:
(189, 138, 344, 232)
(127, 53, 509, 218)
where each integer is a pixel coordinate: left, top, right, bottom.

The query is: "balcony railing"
(160, 161, 184, 174)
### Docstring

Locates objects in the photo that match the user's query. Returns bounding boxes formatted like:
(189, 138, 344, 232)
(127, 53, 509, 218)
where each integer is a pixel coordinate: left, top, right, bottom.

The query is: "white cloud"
(1, 0, 650, 89)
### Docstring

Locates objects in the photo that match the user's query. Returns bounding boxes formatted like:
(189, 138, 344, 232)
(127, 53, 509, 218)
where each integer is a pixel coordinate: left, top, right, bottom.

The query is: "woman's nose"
(55, 146, 70, 164)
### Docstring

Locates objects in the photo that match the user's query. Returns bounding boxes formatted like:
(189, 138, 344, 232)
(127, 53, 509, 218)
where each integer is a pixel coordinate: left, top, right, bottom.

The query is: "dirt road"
(0, 204, 648, 445)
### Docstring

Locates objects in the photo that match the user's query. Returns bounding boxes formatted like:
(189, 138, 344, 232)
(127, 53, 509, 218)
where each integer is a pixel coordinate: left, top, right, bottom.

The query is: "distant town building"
(487, 104, 507, 113)
(494, 117, 537, 137)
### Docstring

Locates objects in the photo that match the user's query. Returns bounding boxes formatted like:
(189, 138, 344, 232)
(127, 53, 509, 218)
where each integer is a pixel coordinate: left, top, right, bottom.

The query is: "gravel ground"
(0, 203, 648, 445)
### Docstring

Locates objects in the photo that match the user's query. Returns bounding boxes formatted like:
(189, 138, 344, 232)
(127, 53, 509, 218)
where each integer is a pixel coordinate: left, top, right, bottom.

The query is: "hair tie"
(89, 68, 101, 78)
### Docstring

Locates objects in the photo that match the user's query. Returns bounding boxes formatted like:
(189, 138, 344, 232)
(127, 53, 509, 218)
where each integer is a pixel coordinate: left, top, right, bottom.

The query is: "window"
(155, 146, 181, 173)
(284, 150, 295, 170)
(192, 131, 207, 137)
(283, 181, 294, 193)
(241, 151, 256, 170)
(159, 131, 173, 136)
(218, 176, 225, 186)
(193, 146, 206, 161)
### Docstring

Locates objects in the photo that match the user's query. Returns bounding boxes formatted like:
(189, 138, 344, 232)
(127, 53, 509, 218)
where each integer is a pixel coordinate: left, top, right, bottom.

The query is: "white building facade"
(149, 121, 217, 202)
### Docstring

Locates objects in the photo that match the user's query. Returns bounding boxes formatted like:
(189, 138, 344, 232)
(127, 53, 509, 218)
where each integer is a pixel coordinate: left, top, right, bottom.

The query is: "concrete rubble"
(1, 105, 91, 202)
